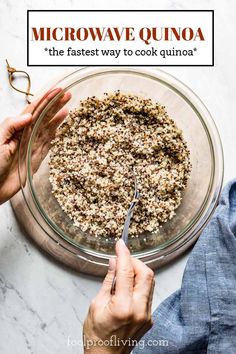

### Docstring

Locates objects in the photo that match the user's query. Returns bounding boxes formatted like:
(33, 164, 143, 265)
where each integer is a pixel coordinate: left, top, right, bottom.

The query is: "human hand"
(0, 88, 71, 204)
(83, 239, 155, 354)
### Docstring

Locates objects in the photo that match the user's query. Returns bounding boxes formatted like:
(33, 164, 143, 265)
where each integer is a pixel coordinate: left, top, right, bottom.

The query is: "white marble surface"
(0, 0, 235, 353)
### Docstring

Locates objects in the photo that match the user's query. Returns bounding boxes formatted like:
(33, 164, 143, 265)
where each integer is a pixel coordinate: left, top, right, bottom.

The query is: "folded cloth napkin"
(134, 180, 236, 354)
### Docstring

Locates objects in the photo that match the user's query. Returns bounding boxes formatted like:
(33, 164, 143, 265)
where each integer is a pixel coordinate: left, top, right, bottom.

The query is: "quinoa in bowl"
(49, 91, 191, 240)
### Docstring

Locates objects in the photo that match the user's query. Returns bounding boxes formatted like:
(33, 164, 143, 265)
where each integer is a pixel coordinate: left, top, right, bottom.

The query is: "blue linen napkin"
(134, 180, 236, 354)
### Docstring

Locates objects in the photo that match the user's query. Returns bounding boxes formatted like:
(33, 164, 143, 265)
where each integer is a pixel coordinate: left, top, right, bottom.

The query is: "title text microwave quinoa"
(49, 92, 191, 240)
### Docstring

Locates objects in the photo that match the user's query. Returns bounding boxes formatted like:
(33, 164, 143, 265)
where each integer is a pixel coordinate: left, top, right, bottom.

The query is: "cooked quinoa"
(49, 91, 191, 239)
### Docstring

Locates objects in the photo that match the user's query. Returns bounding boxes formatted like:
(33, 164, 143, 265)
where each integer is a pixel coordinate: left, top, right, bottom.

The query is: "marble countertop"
(0, 0, 236, 353)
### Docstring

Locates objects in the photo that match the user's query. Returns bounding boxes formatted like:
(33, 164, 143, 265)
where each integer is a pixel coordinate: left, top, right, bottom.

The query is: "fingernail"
(117, 239, 130, 253)
(109, 258, 116, 271)
(117, 239, 126, 248)
(17, 113, 32, 120)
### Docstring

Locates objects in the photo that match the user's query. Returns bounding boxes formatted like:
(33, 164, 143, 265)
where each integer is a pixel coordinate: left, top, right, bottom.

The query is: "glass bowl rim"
(21, 67, 224, 259)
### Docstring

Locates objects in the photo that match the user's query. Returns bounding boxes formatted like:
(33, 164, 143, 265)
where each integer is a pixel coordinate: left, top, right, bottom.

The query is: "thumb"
(98, 257, 117, 298)
(0, 113, 32, 143)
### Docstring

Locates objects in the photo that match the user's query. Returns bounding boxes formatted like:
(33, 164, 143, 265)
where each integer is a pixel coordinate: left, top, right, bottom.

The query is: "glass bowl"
(12, 67, 223, 275)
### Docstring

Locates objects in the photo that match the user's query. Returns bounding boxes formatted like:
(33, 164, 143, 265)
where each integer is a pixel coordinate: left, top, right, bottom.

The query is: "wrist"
(83, 335, 124, 354)
(84, 345, 122, 354)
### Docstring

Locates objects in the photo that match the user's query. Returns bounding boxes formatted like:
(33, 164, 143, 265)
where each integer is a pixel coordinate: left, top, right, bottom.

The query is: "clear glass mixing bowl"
(14, 67, 223, 274)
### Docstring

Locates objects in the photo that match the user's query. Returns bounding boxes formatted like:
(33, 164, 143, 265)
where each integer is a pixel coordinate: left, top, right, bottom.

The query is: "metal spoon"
(110, 171, 140, 294)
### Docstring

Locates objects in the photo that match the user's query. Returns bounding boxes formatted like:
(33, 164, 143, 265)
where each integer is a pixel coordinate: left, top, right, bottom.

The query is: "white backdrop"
(0, 0, 235, 353)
